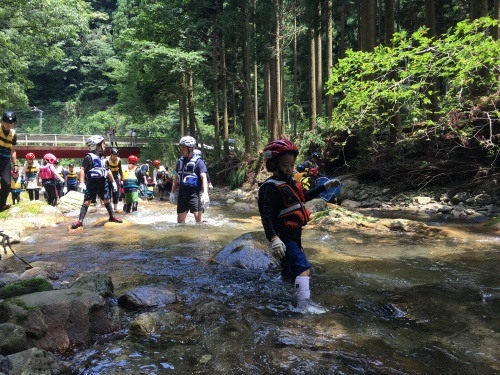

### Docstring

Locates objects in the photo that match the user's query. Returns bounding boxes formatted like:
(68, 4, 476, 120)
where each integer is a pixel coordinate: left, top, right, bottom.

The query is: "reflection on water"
(13, 199, 500, 374)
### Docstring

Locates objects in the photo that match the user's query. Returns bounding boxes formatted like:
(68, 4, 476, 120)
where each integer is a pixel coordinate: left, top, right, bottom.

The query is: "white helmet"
(179, 136, 197, 148)
(193, 149, 202, 157)
(86, 135, 105, 150)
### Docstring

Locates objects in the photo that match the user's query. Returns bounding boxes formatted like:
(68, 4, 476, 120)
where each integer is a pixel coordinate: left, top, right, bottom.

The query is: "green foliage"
(326, 17, 500, 140)
(228, 164, 247, 190)
(0, 0, 91, 108)
(0, 278, 53, 299)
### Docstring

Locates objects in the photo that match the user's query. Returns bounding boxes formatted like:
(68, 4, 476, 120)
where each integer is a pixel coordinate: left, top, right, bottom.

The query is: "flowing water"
(12, 198, 500, 374)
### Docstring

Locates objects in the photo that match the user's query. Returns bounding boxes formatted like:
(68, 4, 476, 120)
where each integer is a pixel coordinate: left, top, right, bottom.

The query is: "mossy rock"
(0, 278, 53, 299)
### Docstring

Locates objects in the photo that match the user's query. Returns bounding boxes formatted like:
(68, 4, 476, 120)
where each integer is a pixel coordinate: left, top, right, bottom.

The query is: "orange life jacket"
(261, 178, 311, 230)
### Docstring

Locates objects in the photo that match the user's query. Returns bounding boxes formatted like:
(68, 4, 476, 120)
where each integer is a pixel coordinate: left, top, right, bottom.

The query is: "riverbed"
(9, 198, 500, 374)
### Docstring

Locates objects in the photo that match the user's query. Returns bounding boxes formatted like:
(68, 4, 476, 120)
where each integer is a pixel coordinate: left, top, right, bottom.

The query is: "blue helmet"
(297, 163, 305, 172)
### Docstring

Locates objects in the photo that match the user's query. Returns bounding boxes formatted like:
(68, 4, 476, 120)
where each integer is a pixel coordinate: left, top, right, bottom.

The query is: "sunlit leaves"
(0, 0, 91, 107)
(326, 17, 500, 135)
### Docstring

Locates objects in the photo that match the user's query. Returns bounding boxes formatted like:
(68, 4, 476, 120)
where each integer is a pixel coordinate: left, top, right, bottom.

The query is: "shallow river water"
(12, 198, 500, 375)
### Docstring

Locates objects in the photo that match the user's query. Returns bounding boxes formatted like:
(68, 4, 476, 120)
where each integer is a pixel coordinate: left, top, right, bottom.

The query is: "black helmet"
(312, 152, 319, 158)
(69, 163, 74, 167)
(111, 147, 119, 155)
(297, 163, 305, 172)
(2, 110, 16, 124)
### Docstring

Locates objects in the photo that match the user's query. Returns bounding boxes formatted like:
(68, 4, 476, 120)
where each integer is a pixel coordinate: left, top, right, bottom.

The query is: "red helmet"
(43, 153, 57, 164)
(262, 139, 298, 160)
(128, 155, 138, 164)
(153, 159, 161, 167)
(308, 167, 319, 177)
(26, 152, 35, 160)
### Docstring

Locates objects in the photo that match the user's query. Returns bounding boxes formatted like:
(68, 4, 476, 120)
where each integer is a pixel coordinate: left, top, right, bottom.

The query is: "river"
(14, 197, 500, 374)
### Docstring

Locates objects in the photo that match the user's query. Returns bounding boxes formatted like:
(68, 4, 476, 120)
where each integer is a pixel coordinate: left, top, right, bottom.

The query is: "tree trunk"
(309, 29, 317, 130)
(470, 0, 488, 21)
(221, 33, 230, 157)
(340, 4, 346, 58)
(315, 32, 322, 118)
(253, 0, 259, 151)
(212, 20, 221, 157)
(385, 0, 401, 144)
(187, 69, 196, 138)
(242, 0, 255, 156)
(495, 0, 500, 40)
(325, 0, 333, 119)
(231, 70, 237, 133)
(360, 0, 376, 142)
(264, 62, 271, 134)
(179, 73, 187, 137)
(293, 5, 298, 135)
(270, 0, 282, 139)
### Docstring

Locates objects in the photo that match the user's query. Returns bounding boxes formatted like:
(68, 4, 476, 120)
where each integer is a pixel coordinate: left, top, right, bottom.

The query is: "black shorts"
(84, 178, 111, 202)
(177, 190, 202, 214)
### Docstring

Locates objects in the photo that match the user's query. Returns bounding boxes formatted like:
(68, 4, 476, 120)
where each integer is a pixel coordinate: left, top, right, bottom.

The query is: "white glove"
(208, 182, 213, 190)
(324, 179, 340, 190)
(169, 192, 176, 204)
(77, 182, 86, 193)
(112, 181, 118, 192)
(270, 237, 286, 259)
(63, 186, 68, 194)
(201, 192, 210, 208)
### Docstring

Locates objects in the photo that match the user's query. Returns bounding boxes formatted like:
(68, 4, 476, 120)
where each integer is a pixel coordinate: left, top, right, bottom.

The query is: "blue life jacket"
(86, 152, 107, 180)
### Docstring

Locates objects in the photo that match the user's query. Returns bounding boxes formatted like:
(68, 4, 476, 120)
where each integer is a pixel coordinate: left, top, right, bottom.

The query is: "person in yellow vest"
(0, 110, 17, 212)
(66, 163, 78, 192)
(10, 164, 22, 205)
(21, 152, 41, 201)
(122, 155, 140, 213)
(106, 147, 123, 211)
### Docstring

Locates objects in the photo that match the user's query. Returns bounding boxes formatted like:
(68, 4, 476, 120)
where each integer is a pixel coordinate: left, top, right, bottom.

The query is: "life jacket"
(176, 155, 201, 190)
(122, 166, 139, 190)
(66, 169, 78, 185)
(39, 164, 57, 181)
(155, 166, 167, 182)
(107, 156, 121, 179)
(261, 178, 311, 230)
(24, 161, 39, 181)
(0, 128, 15, 159)
(10, 175, 21, 190)
(86, 152, 107, 180)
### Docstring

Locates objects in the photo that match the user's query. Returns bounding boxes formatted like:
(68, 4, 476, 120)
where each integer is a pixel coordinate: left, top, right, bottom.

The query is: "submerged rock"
(118, 285, 179, 308)
(209, 231, 279, 270)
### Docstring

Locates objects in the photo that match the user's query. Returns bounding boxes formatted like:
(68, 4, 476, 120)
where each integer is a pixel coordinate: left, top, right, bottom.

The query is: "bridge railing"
(16, 133, 152, 147)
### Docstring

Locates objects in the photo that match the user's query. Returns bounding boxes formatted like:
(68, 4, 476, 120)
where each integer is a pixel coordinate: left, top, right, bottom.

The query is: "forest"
(2, 0, 500, 191)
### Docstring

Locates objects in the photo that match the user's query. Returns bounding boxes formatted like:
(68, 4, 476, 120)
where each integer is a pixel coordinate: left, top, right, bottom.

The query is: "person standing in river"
(22, 152, 41, 201)
(106, 147, 123, 211)
(70, 135, 122, 229)
(170, 136, 210, 223)
(258, 139, 340, 314)
(0, 110, 17, 212)
(37, 153, 66, 207)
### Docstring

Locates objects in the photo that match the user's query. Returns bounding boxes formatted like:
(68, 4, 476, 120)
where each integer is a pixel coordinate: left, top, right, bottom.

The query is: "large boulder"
(0, 288, 119, 353)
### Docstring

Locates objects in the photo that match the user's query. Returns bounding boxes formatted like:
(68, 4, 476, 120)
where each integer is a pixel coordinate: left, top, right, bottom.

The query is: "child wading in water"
(258, 139, 340, 313)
